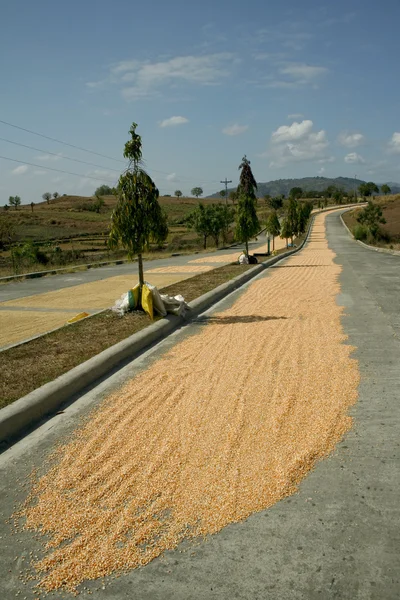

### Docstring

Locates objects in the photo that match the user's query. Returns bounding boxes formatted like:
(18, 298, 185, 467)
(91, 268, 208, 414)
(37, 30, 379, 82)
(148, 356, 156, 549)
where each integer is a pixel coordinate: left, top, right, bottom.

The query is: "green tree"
(381, 184, 391, 195)
(30, 202, 35, 213)
(0, 217, 16, 249)
(94, 185, 114, 196)
(9, 196, 21, 210)
(356, 200, 386, 239)
(211, 203, 235, 246)
(219, 189, 226, 199)
(191, 186, 203, 198)
(266, 196, 283, 211)
(94, 195, 105, 213)
(333, 189, 344, 205)
(108, 122, 168, 296)
(187, 202, 213, 249)
(53, 192, 59, 200)
(358, 181, 379, 198)
(175, 190, 182, 198)
(286, 197, 299, 243)
(266, 210, 280, 251)
(280, 218, 292, 249)
(42, 192, 51, 204)
(289, 187, 303, 199)
(229, 190, 238, 204)
(235, 155, 260, 256)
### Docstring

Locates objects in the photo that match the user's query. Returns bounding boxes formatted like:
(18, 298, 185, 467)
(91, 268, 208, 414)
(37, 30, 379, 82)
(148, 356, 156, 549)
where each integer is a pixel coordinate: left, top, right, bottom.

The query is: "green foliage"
(235, 156, 260, 255)
(358, 181, 379, 198)
(191, 187, 203, 198)
(42, 192, 51, 204)
(229, 190, 238, 204)
(356, 200, 386, 238)
(381, 184, 391, 195)
(266, 196, 283, 211)
(219, 189, 226, 198)
(0, 217, 16, 249)
(53, 192, 59, 199)
(187, 203, 235, 248)
(10, 242, 49, 274)
(266, 211, 281, 250)
(94, 185, 115, 196)
(280, 218, 292, 247)
(289, 186, 303, 199)
(108, 123, 168, 288)
(286, 197, 299, 240)
(353, 224, 368, 241)
(9, 195, 21, 210)
(175, 190, 182, 198)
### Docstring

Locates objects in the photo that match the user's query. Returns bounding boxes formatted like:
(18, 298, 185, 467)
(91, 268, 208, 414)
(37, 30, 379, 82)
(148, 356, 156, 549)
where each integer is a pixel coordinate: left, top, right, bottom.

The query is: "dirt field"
(16, 211, 360, 593)
(342, 194, 400, 248)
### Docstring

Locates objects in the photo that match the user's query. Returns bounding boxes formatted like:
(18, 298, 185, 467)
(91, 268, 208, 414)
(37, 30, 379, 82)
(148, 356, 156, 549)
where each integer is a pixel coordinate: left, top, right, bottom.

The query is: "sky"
(1, 0, 400, 203)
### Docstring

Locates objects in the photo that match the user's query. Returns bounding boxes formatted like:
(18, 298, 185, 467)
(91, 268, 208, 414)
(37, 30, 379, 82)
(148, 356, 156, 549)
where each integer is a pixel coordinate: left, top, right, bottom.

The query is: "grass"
(342, 194, 400, 249)
(0, 263, 253, 408)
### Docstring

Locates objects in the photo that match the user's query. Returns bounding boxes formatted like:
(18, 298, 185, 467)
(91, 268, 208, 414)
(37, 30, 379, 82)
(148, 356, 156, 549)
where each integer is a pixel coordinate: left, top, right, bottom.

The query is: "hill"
(208, 177, 400, 198)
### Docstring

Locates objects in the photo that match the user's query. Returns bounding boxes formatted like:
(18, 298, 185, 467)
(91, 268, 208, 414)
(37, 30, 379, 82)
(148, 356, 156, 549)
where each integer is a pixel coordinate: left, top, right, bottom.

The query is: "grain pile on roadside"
(16, 212, 359, 594)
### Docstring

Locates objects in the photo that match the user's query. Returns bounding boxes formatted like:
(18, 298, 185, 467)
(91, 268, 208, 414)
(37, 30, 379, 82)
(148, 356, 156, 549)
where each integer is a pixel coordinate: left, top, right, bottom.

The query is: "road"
(0, 210, 399, 599)
(0, 233, 283, 348)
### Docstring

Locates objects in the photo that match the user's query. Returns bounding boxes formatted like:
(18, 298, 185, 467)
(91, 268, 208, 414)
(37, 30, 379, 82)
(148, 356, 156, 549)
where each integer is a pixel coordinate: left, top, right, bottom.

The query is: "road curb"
(340, 209, 400, 256)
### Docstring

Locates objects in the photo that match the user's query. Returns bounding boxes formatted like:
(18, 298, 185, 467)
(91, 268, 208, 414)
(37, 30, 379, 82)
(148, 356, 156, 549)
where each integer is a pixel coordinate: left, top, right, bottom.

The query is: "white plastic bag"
(145, 281, 167, 316)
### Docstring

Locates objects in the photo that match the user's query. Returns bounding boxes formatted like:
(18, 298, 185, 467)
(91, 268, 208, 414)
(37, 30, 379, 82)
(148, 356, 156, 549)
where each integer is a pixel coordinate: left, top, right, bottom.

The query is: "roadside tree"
(108, 122, 168, 296)
(235, 155, 260, 256)
(266, 210, 280, 251)
(280, 218, 292, 249)
(356, 200, 386, 239)
(187, 203, 212, 248)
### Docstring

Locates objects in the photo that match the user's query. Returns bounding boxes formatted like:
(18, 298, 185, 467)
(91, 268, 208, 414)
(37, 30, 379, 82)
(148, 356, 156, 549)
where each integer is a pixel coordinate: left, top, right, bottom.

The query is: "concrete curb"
(0, 220, 314, 444)
(340, 209, 400, 256)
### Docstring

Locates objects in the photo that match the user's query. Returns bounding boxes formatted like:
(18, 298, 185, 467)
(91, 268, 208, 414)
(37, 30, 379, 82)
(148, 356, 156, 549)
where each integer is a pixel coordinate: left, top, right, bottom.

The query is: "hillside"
(208, 177, 400, 198)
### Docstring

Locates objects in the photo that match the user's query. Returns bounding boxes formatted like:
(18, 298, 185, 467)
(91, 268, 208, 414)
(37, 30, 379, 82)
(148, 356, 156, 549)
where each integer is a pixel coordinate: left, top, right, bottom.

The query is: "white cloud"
(288, 113, 304, 119)
(159, 116, 189, 128)
(344, 152, 365, 164)
(388, 132, 400, 153)
(33, 170, 46, 176)
(338, 132, 365, 148)
(166, 173, 177, 182)
(222, 123, 248, 136)
(280, 63, 328, 81)
(317, 156, 335, 164)
(102, 53, 235, 101)
(269, 120, 329, 167)
(35, 153, 63, 162)
(272, 120, 313, 143)
(318, 167, 325, 174)
(11, 165, 28, 175)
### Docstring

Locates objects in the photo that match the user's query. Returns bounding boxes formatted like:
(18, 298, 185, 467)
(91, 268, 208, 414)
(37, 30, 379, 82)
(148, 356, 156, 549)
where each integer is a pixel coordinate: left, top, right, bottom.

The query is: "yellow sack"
(128, 285, 140, 310)
(141, 284, 154, 320)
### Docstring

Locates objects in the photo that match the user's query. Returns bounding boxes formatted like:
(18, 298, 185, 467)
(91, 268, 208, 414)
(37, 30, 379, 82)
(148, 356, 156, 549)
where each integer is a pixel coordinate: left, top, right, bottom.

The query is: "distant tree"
(9, 195, 21, 210)
(229, 190, 238, 204)
(333, 189, 344, 205)
(235, 155, 260, 256)
(4, 204, 9, 211)
(286, 197, 299, 243)
(381, 184, 391, 195)
(93, 196, 105, 213)
(42, 192, 51, 204)
(30, 202, 35, 213)
(266, 196, 283, 211)
(53, 192, 59, 200)
(266, 210, 281, 251)
(280, 218, 292, 249)
(108, 122, 169, 295)
(94, 185, 114, 196)
(211, 203, 235, 246)
(358, 182, 379, 198)
(356, 200, 386, 239)
(297, 201, 313, 234)
(191, 187, 203, 198)
(324, 185, 337, 199)
(289, 187, 303, 199)
(175, 190, 182, 198)
(187, 202, 213, 249)
(219, 189, 226, 199)
(0, 217, 16, 249)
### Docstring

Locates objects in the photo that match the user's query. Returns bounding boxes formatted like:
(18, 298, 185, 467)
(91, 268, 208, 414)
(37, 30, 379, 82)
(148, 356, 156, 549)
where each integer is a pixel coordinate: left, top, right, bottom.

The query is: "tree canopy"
(356, 200, 386, 238)
(266, 211, 281, 251)
(9, 195, 21, 210)
(191, 187, 203, 198)
(358, 181, 379, 198)
(94, 185, 115, 196)
(235, 156, 260, 255)
(381, 184, 391, 195)
(175, 190, 182, 198)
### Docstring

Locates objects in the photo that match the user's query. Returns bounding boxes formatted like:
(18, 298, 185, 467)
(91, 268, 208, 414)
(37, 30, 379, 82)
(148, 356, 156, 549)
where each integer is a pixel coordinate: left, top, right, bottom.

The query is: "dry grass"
(342, 194, 400, 248)
(0, 264, 252, 408)
(14, 212, 360, 594)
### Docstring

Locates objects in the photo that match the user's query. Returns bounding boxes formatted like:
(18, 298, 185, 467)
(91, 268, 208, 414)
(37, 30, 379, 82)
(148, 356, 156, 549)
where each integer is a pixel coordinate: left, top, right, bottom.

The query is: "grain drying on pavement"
(15, 212, 359, 593)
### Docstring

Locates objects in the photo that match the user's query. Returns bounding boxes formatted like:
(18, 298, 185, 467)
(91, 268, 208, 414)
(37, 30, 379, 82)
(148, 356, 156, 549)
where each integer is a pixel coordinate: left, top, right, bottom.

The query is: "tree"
(187, 202, 213, 249)
(175, 190, 182, 198)
(42, 192, 51, 204)
(266, 196, 283, 211)
(53, 192, 59, 200)
(94, 185, 114, 196)
(191, 187, 203, 198)
(108, 122, 169, 297)
(219, 189, 226, 199)
(356, 200, 386, 239)
(381, 184, 391, 195)
(358, 181, 379, 199)
(280, 218, 292, 249)
(93, 196, 105, 213)
(235, 155, 260, 256)
(289, 187, 303, 199)
(30, 202, 35, 213)
(266, 210, 280, 251)
(0, 217, 16, 249)
(286, 197, 299, 243)
(9, 195, 21, 210)
(229, 190, 238, 204)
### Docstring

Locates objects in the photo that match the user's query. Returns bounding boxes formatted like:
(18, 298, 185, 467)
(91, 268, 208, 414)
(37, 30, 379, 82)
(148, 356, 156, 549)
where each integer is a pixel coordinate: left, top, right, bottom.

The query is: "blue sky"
(1, 0, 400, 202)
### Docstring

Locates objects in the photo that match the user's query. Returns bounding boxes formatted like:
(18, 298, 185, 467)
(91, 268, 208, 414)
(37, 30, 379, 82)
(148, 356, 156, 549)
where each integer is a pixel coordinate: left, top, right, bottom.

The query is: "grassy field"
(342, 194, 400, 249)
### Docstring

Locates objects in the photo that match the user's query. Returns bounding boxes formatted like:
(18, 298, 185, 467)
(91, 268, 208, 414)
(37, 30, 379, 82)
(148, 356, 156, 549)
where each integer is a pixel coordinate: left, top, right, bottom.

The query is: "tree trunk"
(273, 236, 275, 251)
(245, 239, 249, 256)
(203, 235, 207, 249)
(138, 252, 144, 307)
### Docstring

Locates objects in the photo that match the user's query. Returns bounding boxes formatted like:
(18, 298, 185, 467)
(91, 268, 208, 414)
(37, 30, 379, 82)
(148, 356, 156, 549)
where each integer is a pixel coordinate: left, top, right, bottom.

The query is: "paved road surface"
(0, 211, 399, 599)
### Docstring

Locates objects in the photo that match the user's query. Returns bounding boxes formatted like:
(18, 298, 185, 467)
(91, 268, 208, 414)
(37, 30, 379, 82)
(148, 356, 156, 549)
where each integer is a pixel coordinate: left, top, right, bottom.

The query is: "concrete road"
(0, 211, 399, 599)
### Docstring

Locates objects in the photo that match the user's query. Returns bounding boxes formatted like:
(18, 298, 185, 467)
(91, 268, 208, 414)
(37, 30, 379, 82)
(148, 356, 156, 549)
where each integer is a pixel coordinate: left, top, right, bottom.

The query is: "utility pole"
(220, 178, 232, 205)
(354, 174, 357, 202)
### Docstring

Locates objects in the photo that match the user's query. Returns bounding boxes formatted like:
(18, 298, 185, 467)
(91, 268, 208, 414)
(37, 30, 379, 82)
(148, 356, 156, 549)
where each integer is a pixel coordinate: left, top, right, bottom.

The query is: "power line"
(0, 155, 117, 184)
(0, 136, 123, 173)
(0, 119, 125, 164)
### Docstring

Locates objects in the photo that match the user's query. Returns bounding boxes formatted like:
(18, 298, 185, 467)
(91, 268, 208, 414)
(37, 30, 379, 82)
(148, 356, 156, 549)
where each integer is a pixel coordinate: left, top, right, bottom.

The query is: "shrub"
(353, 224, 368, 241)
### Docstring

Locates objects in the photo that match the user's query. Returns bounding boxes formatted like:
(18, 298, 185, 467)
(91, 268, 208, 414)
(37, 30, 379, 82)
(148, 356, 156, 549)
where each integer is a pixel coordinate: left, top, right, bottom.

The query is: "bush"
(353, 224, 368, 241)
